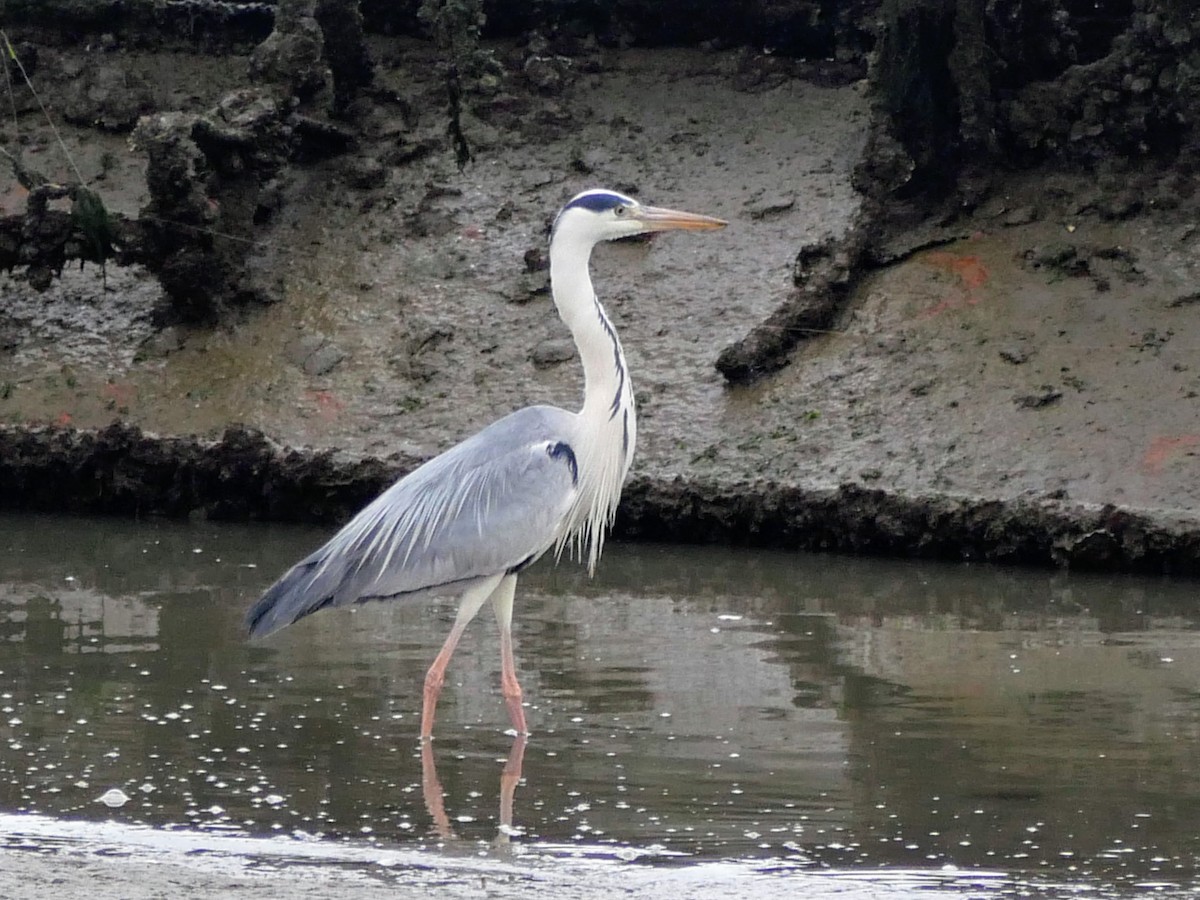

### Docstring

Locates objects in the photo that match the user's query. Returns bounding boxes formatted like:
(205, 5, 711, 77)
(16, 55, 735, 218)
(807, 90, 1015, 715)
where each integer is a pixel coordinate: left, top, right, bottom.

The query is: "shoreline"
(4, 422, 1197, 575)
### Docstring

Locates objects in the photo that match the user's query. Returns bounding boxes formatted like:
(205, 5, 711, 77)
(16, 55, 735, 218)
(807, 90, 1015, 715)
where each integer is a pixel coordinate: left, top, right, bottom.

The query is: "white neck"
(549, 227, 638, 572)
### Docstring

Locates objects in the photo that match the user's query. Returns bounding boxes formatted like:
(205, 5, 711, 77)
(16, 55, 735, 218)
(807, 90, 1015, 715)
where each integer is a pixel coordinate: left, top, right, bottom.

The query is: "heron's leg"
(422, 574, 503, 739)
(490, 573, 527, 735)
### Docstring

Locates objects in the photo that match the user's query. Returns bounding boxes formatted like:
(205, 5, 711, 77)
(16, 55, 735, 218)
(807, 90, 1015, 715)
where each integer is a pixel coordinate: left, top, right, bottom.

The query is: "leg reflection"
(421, 734, 528, 843)
(497, 734, 528, 842)
(420, 739, 454, 840)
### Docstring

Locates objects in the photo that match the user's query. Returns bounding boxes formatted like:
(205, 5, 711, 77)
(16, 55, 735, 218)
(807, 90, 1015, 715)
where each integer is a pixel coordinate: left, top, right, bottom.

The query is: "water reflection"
(1, 513, 1200, 895)
(422, 735, 527, 845)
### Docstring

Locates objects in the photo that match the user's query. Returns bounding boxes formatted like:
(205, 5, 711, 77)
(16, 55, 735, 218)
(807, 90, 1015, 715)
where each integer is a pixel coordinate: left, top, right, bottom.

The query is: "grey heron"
(245, 188, 726, 737)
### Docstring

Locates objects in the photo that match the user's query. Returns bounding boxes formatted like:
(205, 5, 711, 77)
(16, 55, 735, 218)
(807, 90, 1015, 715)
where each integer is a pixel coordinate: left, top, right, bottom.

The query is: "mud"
(1, 3, 1200, 574)
(1, 421, 1196, 573)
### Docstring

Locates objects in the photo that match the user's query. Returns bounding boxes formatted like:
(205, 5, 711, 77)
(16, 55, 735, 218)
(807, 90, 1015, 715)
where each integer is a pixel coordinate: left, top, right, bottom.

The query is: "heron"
(245, 188, 726, 738)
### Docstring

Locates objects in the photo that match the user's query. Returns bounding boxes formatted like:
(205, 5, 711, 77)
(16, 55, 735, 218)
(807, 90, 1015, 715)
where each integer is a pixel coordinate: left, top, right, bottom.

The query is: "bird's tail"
(244, 553, 347, 638)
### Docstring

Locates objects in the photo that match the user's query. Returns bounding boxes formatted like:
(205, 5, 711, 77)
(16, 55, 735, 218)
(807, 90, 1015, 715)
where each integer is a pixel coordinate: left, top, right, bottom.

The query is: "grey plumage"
(245, 405, 578, 637)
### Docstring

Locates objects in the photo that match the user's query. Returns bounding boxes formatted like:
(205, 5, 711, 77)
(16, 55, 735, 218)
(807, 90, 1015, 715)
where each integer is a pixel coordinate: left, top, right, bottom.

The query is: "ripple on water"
(3, 515, 1200, 896)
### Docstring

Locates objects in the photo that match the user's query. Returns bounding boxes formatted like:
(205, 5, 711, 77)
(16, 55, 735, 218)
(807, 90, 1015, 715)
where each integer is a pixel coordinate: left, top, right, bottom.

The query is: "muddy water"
(2, 514, 1200, 898)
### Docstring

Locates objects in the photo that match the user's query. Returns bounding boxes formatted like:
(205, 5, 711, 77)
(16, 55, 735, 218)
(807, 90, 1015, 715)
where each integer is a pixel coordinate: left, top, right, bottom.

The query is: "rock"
(1091, 245, 1145, 285)
(457, 110, 502, 151)
(477, 72, 503, 95)
(286, 334, 325, 367)
(1097, 193, 1142, 221)
(313, 0, 374, 114)
(852, 126, 914, 197)
(523, 247, 548, 273)
(248, 7, 327, 100)
(344, 154, 386, 189)
(303, 342, 346, 376)
(61, 63, 155, 131)
(1015, 387, 1063, 409)
(746, 194, 796, 220)
(1024, 243, 1087, 276)
(140, 327, 187, 359)
(286, 335, 345, 375)
(1002, 205, 1038, 227)
(1164, 19, 1192, 46)
(133, 88, 288, 321)
(1053, 529, 1119, 567)
(1029, 243, 1076, 267)
(521, 271, 550, 298)
(292, 115, 357, 159)
(255, 178, 286, 223)
(999, 347, 1029, 365)
(391, 325, 453, 383)
(530, 338, 575, 368)
(570, 147, 609, 175)
(523, 55, 570, 94)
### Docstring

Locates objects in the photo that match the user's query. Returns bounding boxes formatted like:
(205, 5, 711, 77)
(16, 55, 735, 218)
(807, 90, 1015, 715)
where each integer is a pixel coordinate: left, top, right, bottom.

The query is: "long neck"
(549, 232, 630, 419)
(549, 229, 637, 572)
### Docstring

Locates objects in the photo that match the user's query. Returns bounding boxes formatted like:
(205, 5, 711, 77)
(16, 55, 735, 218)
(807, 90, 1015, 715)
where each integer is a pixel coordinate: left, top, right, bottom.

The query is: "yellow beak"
(633, 205, 728, 231)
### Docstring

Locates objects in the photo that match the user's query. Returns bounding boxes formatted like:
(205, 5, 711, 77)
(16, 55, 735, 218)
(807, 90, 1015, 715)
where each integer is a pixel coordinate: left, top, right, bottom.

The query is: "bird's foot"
(503, 694, 528, 737)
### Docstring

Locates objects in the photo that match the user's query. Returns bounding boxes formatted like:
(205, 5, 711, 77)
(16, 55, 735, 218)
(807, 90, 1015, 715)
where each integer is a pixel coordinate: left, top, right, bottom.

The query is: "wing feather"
(246, 406, 578, 637)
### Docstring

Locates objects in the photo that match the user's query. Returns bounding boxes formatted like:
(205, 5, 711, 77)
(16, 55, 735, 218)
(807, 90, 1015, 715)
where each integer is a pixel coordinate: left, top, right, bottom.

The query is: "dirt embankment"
(2, 0, 1200, 574)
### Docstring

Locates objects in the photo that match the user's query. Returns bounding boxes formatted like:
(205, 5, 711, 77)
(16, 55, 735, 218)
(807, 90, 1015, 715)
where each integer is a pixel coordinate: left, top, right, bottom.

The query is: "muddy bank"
(0, 3, 1198, 575)
(3, 422, 1198, 574)
(721, 0, 1200, 381)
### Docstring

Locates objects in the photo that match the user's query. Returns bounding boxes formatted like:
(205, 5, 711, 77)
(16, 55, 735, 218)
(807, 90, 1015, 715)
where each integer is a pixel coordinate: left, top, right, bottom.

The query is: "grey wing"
(246, 406, 579, 637)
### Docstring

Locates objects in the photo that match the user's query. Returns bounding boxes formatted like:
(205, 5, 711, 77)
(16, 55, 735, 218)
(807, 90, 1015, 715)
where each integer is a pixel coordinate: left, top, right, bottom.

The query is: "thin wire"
(0, 30, 288, 256)
(2, 30, 85, 186)
(2, 33, 18, 147)
(138, 213, 288, 251)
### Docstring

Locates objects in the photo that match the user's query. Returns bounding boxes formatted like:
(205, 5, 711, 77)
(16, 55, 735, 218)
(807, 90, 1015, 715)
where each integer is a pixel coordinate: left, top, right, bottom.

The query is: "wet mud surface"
(1, 29, 1199, 571)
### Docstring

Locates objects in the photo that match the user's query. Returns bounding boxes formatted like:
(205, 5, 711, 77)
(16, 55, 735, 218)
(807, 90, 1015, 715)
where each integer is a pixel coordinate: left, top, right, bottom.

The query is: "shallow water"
(2, 513, 1200, 897)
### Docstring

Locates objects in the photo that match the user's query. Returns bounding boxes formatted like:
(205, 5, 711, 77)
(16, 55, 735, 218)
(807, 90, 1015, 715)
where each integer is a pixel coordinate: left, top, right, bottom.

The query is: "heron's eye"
(614, 205, 627, 217)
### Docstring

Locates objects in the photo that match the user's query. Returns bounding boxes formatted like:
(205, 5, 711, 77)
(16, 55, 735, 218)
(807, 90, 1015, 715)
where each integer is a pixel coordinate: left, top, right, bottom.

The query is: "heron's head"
(552, 189, 726, 246)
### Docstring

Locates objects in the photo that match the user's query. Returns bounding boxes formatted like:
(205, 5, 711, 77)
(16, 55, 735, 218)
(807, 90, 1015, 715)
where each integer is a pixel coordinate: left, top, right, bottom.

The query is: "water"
(2, 513, 1200, 897)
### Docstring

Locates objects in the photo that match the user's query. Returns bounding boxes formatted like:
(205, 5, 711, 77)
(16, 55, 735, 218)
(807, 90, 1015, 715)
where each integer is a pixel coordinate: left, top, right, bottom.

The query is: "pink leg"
(421, 575, 503, 739)
(491, 574, 528, 735)
(421, 621, 467, 739)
